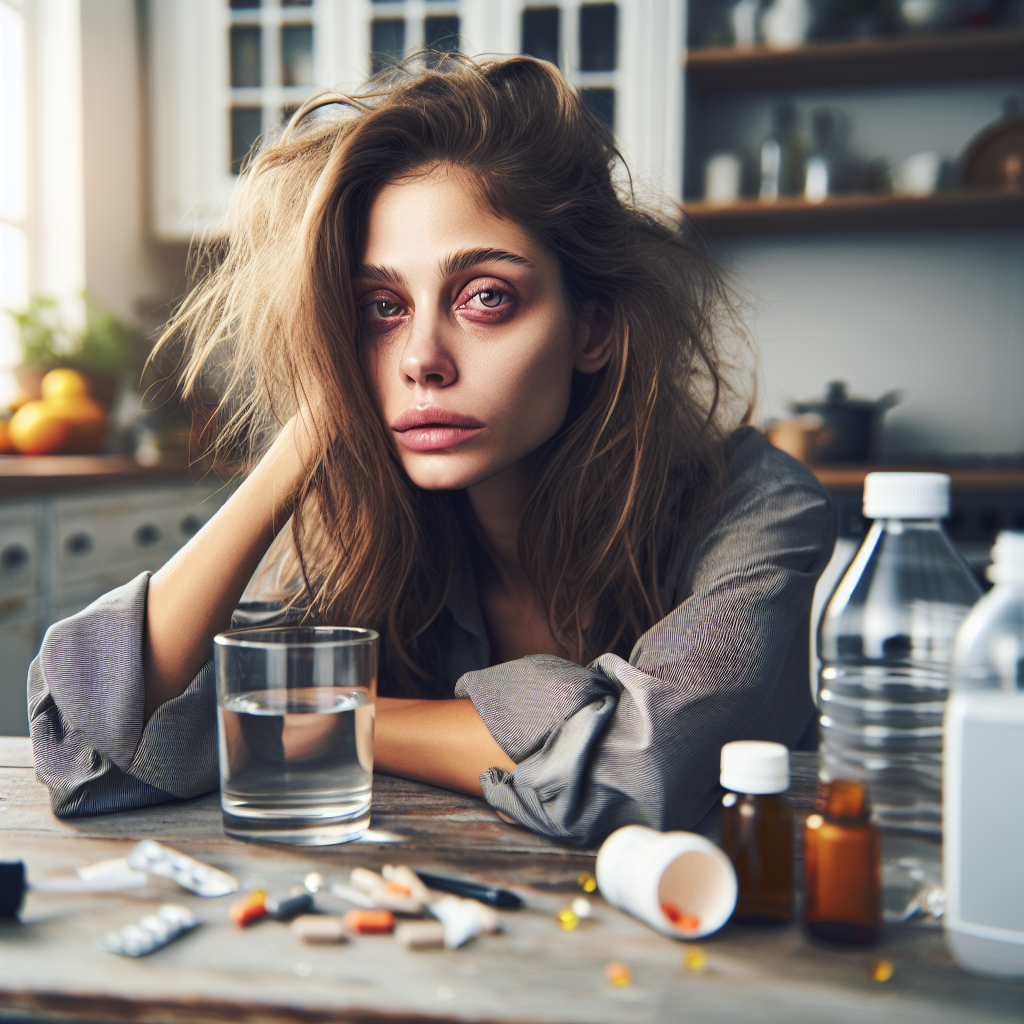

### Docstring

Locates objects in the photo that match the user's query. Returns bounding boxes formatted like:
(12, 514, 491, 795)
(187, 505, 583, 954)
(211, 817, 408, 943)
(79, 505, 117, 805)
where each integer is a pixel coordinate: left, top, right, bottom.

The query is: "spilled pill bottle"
(596, 825, 737, 939)
(719, 740, 793, 923)
(803, 779, 881, 945)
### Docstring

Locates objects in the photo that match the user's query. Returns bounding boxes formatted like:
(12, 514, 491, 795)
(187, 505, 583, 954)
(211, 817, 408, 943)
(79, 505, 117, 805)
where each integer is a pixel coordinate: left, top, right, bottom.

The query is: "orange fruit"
(8, 401, 69, 454)
(40, 368, 90, 402)
(49, 395, 108, 452)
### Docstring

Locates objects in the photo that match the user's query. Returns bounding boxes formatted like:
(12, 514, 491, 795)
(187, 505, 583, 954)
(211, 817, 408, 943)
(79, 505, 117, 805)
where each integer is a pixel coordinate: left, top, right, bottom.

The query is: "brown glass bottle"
(803, 779, 881, 945)
(721, 791, 794, 922)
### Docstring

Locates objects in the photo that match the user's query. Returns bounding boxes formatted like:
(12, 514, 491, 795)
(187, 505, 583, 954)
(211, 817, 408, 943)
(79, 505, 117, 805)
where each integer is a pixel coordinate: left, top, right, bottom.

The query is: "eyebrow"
(353, 248, 534, 288)
(441, 248, 535, 278)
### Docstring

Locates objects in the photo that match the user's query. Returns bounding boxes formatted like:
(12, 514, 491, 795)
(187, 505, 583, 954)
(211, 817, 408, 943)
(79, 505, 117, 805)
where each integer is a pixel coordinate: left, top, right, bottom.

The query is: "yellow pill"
(683, 946, 708, 971)
(604, 961, 632, 987)
(558, 909, 579, 931)
(869, 959, 895, 983)
(578, 872, 597, 893)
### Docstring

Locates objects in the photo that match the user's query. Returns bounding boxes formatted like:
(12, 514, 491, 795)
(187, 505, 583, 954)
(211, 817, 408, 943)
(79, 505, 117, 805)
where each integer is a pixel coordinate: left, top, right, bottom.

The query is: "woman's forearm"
(373, 697, 517, 796)
(142, 417, 311, 721)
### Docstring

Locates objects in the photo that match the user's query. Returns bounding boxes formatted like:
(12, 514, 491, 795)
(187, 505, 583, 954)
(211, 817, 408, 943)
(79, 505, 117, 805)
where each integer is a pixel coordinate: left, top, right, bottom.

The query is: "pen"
(415, 870, 523, 909)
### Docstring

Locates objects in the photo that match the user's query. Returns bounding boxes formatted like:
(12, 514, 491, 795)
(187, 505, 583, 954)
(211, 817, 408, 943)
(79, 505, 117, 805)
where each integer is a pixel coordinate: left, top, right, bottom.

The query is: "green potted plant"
(8, 295, 146, 409)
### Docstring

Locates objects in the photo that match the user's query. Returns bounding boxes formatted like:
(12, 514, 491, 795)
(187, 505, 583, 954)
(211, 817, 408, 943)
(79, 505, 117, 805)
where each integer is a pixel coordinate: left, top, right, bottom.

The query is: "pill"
(343, 909, 395, 935)
(230, 890, 267, 927)
(266, 891, 314, 921)
(385, 881, 412, 897)
(291, 914, 348, 944)
(604, 961, 632, 987)
(382, 865, 432, 905)
(350, 867, 385, 895)
(869, 958, 895, 983)
(661, 902, 700, 931)
(303, 872, 323, 893)
(571, 897, 592, 918)
(577, 873, 597, 893)
(557, 909, 579, 931)
(395, 920, 445, 949)
(683, 945, 708, 971)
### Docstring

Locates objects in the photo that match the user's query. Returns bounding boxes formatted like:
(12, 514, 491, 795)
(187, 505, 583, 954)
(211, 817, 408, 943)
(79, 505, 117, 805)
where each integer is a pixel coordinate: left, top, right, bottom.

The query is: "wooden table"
(1, 739, 1021, 1024)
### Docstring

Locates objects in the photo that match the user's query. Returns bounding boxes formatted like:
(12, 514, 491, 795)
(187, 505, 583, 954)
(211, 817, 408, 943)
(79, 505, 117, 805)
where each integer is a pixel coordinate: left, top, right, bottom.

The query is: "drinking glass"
(214, 626, 378, 845)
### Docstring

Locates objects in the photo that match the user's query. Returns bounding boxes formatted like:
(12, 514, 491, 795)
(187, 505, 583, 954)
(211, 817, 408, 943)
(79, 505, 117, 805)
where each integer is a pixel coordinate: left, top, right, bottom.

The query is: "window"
(0, 0, 28, 374)
(230, 26, 262, 88)
(424, 14, 460, 65)
(227, 1, 317, 175)
(521, 7, 560, 68)
(579, 4, 617, 71)
(281, 24, 314, 86)
(371, 18, 406, 74)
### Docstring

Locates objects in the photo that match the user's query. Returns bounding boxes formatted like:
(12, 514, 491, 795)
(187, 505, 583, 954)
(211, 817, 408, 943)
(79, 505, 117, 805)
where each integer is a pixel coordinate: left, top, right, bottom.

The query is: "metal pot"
(791, 381, 903, 463)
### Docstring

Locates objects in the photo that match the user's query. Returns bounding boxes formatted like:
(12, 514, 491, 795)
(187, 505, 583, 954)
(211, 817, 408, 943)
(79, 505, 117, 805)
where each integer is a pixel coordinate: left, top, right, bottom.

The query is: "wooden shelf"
(682, 190, 1024, 234)
(813, 465, 1024, 492)
(686, 30, 1024, 92)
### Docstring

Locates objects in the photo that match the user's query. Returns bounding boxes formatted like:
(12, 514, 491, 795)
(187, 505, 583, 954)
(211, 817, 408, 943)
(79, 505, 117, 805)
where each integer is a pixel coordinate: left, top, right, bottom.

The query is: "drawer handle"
(180, 514, 202, 537)
(1, 544, 29, 571)
(135, 524, 162, 547)
(66, 533, 93, 556)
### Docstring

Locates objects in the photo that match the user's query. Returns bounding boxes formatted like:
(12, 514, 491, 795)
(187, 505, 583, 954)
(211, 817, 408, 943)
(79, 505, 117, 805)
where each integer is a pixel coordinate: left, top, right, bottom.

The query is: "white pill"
(395, 920, 445, 949)
(290, 915, 348, 944)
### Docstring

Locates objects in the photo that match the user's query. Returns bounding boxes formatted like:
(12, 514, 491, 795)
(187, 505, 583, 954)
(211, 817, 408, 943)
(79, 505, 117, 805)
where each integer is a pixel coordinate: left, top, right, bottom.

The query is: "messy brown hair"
(158, 55, 743, 689)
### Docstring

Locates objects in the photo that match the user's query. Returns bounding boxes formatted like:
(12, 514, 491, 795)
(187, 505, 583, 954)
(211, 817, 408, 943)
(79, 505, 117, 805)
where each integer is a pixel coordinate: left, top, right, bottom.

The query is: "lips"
(391, 405, 484, 452)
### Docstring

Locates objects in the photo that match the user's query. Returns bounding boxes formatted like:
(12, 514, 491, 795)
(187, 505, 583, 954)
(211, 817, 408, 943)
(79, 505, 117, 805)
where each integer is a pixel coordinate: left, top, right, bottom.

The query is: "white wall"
(716, 228, 1024, 459)
(80, 0, 187, 324)
(693, 78, 1024, 460)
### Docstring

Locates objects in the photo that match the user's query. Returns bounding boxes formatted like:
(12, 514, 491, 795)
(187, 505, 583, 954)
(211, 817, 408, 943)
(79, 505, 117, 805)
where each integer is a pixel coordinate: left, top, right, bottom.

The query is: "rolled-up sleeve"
(456, 438, 835, 846)
(28, 572, 219, 817)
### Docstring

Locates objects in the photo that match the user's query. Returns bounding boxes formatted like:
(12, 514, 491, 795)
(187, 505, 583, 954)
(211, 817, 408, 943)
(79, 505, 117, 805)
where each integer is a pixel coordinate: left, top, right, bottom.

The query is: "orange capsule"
(604, 961, 632, 987)
(661, 902, 700, 932)
(343, 909, 395, 935)
(230, 890, 267, 927)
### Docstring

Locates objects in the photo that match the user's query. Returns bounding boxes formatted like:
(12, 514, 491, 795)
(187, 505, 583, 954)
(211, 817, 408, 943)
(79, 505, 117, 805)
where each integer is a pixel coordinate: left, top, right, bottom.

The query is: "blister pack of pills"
(102, 904, 199, 957)
(126, 840, 238, 898)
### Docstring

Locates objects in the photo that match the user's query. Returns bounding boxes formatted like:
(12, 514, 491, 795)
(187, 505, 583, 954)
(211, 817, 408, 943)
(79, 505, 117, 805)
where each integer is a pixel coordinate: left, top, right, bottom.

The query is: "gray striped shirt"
(28, 428, 834, 845)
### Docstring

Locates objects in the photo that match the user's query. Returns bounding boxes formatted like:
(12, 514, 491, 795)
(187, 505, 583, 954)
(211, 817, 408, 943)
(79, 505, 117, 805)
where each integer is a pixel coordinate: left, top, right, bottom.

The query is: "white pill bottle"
(945, 530, 1024, 978)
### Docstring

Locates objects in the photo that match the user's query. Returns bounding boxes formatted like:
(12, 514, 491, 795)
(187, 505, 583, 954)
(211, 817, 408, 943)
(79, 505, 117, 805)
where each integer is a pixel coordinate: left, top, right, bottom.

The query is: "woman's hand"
(373, 696, 517, 796)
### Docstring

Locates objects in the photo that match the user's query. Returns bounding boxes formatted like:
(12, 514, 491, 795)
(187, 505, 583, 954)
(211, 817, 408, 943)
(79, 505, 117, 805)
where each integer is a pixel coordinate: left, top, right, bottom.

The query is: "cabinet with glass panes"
(150, 2, 681, 241)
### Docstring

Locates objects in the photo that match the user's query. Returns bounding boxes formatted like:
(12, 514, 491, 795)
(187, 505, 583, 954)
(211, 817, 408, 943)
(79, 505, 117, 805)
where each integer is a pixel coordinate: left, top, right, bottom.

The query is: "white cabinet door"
(0, 602, 41, 736)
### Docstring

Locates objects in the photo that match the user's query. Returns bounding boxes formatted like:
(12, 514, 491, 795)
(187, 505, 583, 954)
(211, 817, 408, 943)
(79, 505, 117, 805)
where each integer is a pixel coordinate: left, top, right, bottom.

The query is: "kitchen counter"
(2, 738, 1022, 1024)
(0, 454, 213, 499)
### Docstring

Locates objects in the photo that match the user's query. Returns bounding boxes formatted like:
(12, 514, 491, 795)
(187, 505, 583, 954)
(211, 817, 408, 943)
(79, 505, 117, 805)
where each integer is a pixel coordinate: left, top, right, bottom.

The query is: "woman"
(29, 56, 834, 845)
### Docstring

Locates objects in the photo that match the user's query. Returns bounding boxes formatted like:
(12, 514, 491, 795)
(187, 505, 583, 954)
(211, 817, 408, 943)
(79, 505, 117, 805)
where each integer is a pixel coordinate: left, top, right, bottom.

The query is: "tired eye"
(362, 298, 402, 320)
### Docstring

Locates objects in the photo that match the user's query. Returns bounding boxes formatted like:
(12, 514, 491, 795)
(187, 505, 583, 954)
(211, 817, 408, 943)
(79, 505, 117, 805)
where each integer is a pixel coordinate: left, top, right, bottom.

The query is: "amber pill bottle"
(803, 779, 881, 944)
(719, 741, 794, 923)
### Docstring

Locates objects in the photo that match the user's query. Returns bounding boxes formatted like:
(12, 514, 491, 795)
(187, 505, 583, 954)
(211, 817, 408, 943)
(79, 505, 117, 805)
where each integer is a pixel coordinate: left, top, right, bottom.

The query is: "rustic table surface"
(1, 737, 1021, 1024)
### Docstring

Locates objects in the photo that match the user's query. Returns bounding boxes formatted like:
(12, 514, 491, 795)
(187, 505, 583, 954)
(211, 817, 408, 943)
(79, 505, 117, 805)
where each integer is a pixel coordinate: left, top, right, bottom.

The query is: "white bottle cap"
(987, 530, 1024, 586)
(720, 741, 789, 794)
(863, 472, 951, 519)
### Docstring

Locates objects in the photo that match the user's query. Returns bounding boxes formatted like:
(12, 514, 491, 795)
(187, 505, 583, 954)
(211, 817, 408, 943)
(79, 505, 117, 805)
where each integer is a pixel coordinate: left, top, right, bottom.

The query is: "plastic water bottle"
(945, 531, 1024, 977)
(818, 473, 981, 914)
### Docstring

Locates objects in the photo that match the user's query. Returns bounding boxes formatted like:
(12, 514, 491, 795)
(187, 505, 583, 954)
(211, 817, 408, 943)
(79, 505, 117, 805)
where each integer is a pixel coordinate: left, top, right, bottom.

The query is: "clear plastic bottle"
(945, 531, 1024, 977)
(818, 473, 981, 908)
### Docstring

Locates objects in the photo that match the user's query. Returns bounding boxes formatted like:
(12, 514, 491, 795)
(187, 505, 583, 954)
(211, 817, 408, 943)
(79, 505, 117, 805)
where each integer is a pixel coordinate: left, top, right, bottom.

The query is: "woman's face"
(355, 166, 610, 493)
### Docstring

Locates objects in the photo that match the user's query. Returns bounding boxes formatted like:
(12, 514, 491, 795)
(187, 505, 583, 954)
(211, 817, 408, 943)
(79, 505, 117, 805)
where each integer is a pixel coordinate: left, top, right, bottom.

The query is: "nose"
(399, 314, 457, 390)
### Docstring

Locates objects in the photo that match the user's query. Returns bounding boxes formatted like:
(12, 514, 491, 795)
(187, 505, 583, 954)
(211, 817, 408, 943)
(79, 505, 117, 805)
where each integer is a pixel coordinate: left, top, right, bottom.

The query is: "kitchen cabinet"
(681, 28, 1024, 230)
(0, 465, 227, 736)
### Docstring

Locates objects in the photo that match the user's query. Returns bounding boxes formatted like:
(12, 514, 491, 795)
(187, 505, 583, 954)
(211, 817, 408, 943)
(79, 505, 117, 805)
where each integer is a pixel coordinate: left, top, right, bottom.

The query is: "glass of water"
(213, 626, 379, 845)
